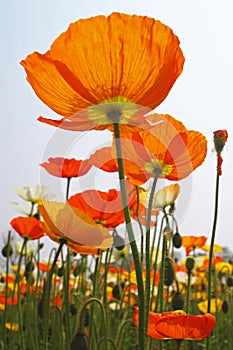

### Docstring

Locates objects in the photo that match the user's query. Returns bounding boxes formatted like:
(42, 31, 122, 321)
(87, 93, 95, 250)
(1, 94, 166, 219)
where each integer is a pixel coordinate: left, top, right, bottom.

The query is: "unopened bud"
(2, 243, 13, 257)
(222, 300, 229, 314)
(226, 276, 233, 287)
(172, 292, 184, 311)
(213, 130, 228, 153)
(164, 257, 175, 286)
(71, 333, 89, 350)
(185, 256, 195, 272)
(172, 232, 182, 249)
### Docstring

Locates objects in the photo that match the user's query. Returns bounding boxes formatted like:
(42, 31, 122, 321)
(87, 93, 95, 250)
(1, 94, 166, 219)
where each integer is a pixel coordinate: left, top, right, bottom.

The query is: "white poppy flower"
(13, 185, 54, 203)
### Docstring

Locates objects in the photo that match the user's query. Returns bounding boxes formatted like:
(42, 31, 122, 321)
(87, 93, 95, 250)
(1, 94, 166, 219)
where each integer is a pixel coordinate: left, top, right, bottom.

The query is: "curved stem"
(78, 298, 108, 350)
(113, 122, 145, 349)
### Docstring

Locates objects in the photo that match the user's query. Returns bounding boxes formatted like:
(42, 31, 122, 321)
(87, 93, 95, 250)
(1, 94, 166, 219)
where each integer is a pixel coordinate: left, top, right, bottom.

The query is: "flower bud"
(171, 292, 184, 311)
(172, 232, 182, 249)
(112, 284, 121, 300)
(164, 257, 175, 286)
(213, 130, 228, 153)
(185, 256, 195, 272)
(222, 300, 229, 314)
(71, 333, 89, 350)
(226, 276, 233, 287)
(1, 243, 13, 257)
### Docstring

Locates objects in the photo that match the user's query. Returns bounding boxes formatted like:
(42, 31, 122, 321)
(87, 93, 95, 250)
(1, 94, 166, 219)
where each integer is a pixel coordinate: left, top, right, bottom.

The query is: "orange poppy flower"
(21, 13, 184, 132)
(181, 236, 207, 256)
(68, 185, 144, 228)
(38, 200, 113, 255)
(88, 147, 118, 173)
(117, 114, 207, 186)
(133, 307, 216, 340)
(40, 157, 91, 178)
(10, 216, 44, 240)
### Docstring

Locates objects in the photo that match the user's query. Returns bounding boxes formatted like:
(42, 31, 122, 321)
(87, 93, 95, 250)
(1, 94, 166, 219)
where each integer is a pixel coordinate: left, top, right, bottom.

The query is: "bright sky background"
(1, 0, 233, 254)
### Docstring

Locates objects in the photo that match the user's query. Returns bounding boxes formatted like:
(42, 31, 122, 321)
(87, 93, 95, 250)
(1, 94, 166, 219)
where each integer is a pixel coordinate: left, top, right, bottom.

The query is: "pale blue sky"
(1, 1, 233, 251)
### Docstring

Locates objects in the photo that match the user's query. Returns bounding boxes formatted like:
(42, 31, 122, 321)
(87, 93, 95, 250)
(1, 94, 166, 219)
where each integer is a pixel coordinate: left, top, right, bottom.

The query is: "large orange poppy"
(38, 200, 113, 255)
(133, 308, 216, 340)
(21, 13, 184, 131)
(40, 157, 91, 178)
(10, 216, 44, 240)
(116, 114, 207, 185)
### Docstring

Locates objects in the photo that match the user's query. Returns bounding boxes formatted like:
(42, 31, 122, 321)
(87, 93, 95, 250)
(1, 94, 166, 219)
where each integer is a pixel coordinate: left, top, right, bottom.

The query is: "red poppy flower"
(40, 157, 91, 178)
(10, 216, 44, 240)
(117, 114, 207, 186)
(68, 185, 142, 228)
(133, 308, 216, 340)
(21, 13, 184, 132)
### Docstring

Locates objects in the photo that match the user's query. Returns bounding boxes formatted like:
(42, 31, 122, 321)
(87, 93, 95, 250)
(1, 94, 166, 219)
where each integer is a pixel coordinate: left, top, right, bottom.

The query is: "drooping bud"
(71, 333, 89, 350)
(172, 232, 182, 248)
(185, 256, 195, 272)
(164, 257, 175, 286)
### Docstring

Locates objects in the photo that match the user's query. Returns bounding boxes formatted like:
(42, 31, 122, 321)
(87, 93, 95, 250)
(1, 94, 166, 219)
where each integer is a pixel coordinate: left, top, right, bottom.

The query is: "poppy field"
(1, 12, 232, 350)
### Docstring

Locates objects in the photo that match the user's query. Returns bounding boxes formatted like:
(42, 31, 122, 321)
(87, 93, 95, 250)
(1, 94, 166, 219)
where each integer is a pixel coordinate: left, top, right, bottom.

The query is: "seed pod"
(71, 333, 89, 350)
(164, 257, 175, 286)
(171, 292, 184, 311)
(172, 232, 182, 249)
(222, 300, 229, 314)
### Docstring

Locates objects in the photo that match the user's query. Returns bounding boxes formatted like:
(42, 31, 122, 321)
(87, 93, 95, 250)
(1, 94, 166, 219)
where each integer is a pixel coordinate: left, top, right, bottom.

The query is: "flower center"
(87, 96, 138, 125)
(144, 159, 172, 176)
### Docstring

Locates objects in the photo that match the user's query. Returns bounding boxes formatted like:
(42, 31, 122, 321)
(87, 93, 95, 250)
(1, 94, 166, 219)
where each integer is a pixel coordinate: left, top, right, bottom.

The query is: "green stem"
(66, 177, 71, 200)
(113, 122, 145, 349)
(2, 230, 12, 349)
(207, 173, 220, 313)
(42, 241, 65, 350)
(63, 247, 71, 349)
(186, 271, 191, 314)
(145, 174, 159, 333)
(17, 238, 28, 350)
